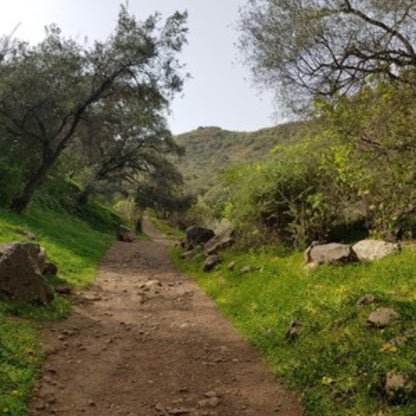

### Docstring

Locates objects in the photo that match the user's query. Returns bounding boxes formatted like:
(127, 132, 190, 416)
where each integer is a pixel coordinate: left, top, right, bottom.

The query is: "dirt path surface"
(30, 221, 303, 416)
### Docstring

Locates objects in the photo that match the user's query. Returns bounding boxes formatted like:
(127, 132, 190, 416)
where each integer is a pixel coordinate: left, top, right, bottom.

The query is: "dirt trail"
(30, 221, 303, 416)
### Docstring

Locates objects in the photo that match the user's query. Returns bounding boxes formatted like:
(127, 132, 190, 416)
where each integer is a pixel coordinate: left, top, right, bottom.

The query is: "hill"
(174, 121, 308, 193)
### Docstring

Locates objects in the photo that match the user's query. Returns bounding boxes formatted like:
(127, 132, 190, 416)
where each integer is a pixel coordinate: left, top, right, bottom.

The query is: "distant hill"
(174, 121, 307, 193)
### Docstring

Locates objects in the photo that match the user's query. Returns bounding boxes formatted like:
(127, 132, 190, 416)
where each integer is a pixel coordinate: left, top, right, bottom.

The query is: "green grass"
(147, 215, 185, 240)
(172, 245, 416, 415)
(0, 202, 117, 415)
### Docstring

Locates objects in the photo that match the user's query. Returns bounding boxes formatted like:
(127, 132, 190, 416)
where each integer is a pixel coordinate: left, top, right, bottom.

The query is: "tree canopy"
(239, 0, 416, 110)
(0, 6, 187, 212)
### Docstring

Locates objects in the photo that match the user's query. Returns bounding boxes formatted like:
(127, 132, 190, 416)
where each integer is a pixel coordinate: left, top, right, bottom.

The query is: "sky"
(0, 0, 278, 134)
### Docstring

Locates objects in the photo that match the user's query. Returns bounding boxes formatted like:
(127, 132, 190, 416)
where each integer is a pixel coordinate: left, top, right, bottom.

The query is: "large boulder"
(204, 223, 235, 255)
(305, 242, 358, 267)
(185, 226, 215, 249)
(117, 226, 136, 243)
(0, 243, 54, 304)
(352, 239, 400, 261)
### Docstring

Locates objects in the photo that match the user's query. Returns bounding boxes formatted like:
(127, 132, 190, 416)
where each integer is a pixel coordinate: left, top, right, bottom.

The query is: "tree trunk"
(10, 157, 54, 213)
(78, 184, 95, 206)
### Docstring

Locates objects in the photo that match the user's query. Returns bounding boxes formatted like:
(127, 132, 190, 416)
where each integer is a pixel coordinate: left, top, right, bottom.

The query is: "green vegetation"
(174, 122, 308, 193)
(173, 245, 416, 415)
(0, 6, 187, 213)
(182, 80, 416, 248)
(147, 214, 184, 240)
(239, 1, 416, 111)
(0, 200, 118, 415)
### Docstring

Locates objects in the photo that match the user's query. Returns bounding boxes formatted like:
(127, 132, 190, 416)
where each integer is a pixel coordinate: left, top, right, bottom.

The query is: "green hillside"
(0, 201, 120, 414)
(174, 121, 308, 192)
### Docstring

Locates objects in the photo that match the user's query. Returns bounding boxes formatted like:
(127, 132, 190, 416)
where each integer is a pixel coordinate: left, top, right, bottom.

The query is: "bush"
(223, 140, 348, 248)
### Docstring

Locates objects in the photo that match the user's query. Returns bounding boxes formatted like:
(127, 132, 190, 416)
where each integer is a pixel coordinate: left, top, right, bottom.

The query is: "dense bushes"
(220, 140, 348, 247)
(189, 80, 416, 248)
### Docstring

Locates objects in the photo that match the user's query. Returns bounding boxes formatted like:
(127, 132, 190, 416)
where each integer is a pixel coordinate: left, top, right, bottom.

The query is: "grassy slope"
(174, 121, 308, 192)
(172, 245, 416, 415)
(0, 204, 116, 415)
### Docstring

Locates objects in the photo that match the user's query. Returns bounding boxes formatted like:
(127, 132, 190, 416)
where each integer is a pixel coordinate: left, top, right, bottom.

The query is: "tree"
(239, 0, 416, 110)
(135, 161, 194, 219)
(0, 6, 187, 212)
(71, 82, 183, 205)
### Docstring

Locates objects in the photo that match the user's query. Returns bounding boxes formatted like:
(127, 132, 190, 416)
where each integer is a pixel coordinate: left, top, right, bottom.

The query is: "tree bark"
(78, 184, 95, 206)
(10, 156, 55, 213)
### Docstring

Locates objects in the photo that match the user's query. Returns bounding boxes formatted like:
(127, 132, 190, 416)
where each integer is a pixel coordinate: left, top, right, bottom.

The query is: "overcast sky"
(0, 0, 278, 134)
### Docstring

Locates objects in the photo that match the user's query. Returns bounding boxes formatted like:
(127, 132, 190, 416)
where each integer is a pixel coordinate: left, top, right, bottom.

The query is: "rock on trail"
(30, 220, 303, 416)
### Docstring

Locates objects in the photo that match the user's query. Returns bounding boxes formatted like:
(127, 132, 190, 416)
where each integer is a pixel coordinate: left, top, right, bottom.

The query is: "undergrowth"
(172, 245, 416, 415)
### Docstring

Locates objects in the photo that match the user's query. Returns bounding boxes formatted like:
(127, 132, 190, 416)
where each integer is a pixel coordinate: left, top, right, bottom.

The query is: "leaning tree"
(0, 6, 187, 212)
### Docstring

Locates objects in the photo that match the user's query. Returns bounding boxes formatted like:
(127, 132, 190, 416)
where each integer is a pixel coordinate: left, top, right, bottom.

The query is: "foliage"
(174, 122, 308, 194)
(220, 137, 352, 247)
(186, 78, 416, 247)
(173, 244, 416, 415)
(315, 81, 416, 238)
(239, 0, 416, 111)
(0, 6, 187, 212)
(135, 162, 194, 219)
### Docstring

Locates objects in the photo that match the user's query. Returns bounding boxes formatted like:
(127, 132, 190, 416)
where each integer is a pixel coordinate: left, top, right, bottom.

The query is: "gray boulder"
(240, 265, 252, 274)
(385, 372, 413, 402)
(227, 261, 236, 271)
(305, 242, 358, 267)
(180, 250, 195, 261)
(368, 307, 399, 328)
(352, 239, 400, 261)
(204, 223, 235, 255)
(117, 226, 136, 243)
(356, 294, 377, 308)
(0, 243, 54, 304)
(185, 226, 215, 249)
(203, 255, 222, 272)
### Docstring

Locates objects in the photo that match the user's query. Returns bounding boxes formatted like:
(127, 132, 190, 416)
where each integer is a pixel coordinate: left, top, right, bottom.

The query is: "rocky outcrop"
(304, 242, 358, 267)
(0, 243, 54, 304)
(185, 226, 215, 249)
(203, 255, 222, 272)
(204, 224, 235, 255)
(117, 226, 136, 243)
(352, 239, 400, 261)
